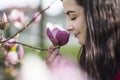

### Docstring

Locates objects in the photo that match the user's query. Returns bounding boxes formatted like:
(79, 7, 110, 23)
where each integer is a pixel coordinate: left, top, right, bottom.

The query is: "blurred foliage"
(24, 45, 80, 60)
(0, 45, 80, 80)
(60, 46, 80, 60)
(24, 46, 47, 60)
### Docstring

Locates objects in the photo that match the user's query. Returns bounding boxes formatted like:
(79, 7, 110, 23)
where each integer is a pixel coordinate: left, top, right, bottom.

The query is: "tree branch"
(0, 0, 56, 43)
(8, 41, 48, 51)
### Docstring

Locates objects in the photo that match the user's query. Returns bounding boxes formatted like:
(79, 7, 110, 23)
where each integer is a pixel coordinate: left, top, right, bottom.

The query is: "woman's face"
(62, 0, 86, 45)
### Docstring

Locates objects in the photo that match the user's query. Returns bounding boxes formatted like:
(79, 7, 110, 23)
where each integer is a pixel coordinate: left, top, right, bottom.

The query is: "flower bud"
(0, 12, 8, 30)
(46, 22, 69, 47)
(32, 12, 41, 22)
(18, 45, 24, 59)
(2, 12, 7, 23)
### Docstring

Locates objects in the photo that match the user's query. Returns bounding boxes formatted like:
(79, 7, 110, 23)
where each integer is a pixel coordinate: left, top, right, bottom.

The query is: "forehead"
(62, 0, 77, 7)
(62, 0, 83, 13)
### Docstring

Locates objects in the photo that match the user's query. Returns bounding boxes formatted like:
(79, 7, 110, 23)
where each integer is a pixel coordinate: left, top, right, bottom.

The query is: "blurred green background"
(0, 0, 81, 60)
(24, 45, 80, 60)
(0, 0, 82, 80)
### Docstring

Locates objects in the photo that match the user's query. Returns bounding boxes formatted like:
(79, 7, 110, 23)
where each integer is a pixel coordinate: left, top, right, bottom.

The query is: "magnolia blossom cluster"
(8, 9, 41, 29)
(0, 12, 25, 67)
(0, 10, 42, 68)
(3, 38, 24, 67)
(0, 10, 41, 30)
(46, 23, 70, 47)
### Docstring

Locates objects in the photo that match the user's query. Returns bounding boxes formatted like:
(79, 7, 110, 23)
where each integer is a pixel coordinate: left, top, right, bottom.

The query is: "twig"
(26, 0, 55, 27)
(8, 41, 48, 51)
(0, 0, 56, 43)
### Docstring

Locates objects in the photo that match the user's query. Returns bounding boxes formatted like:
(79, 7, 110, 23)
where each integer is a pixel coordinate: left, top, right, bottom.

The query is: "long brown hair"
(78, 0, 120, 80)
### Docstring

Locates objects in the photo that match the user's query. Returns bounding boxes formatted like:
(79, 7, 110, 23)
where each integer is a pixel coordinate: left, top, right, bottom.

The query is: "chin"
(78, 40, 85, 46)
(78, 41, 83, 45)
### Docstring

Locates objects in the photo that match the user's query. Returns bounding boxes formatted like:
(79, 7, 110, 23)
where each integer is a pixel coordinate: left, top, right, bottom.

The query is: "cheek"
(77, 29, 86, 45)
(75, 17, 86, 30)
(74, 18, 83, 30)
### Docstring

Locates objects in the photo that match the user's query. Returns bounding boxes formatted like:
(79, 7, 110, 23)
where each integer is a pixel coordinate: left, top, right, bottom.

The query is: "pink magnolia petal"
(8, 9, 26, 23)
(47, 28, 58, 45)
(5, 51, 18, 66)
(50, 55, 89, 80)
(18, 45, 24, 59)
(56, 31, 69, 46)
(3, 38, 18, 51)
(2, 12, 7, 22)
(52, 27, 59, 38)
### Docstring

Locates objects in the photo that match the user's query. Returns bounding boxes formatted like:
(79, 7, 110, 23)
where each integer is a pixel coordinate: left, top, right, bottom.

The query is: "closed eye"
(71, 17, 76, 20)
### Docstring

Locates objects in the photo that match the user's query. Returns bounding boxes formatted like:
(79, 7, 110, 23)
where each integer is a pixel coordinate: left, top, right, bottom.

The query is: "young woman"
(46, 0, 120, 80)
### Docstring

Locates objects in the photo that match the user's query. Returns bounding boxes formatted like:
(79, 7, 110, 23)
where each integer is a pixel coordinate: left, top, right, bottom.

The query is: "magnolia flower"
(0, 12, 8, 30)
(9, 9, 25, 23)
(5, 51, 19, 66)
(3, 38, 18, 52)
(8, 9, 28, 29)
(46, 22, 69, 47)
(3, 38, 24, 67)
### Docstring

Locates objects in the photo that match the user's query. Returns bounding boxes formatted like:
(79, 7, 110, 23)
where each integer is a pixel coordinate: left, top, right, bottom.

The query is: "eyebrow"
(65, 11, 76, 15)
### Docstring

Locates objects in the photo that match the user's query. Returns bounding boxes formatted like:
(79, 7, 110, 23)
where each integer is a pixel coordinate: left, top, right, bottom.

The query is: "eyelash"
(71, 17, 76, 20)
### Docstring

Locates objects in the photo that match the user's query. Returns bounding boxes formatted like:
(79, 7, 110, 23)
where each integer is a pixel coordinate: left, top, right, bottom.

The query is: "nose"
(66, 25, 74, 31)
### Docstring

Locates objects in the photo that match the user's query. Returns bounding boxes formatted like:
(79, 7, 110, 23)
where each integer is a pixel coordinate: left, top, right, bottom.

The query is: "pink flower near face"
(46, 23, 70, 47)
